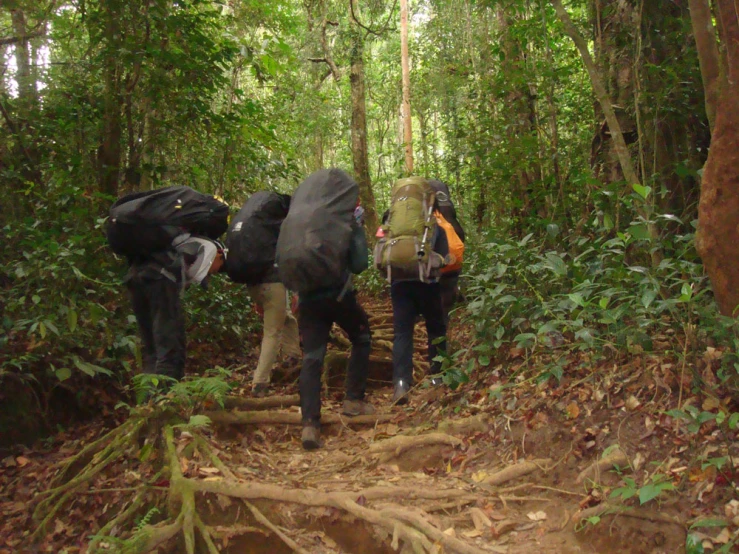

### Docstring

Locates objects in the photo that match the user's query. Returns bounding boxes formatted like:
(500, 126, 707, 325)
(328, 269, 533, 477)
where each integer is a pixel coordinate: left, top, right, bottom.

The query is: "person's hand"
(354, 205, 365, 226)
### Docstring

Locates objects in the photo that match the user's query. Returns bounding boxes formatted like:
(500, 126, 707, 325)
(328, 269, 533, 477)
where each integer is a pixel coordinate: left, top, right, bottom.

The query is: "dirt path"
(0, 297, 724, 554)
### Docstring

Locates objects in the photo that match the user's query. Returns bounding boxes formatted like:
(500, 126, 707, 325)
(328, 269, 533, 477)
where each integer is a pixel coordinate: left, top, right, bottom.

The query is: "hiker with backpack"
(375, 177, 451, 405)
(276, 168, 374, 450)
(428, 179, 466, 323)
(107, 186, 230, 382)
(225, 192, 301, 396)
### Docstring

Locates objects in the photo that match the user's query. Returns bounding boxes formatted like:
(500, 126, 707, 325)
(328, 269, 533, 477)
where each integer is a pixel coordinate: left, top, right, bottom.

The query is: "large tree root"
(35, 400, 498, 554)
(204, 409, 395, 426)
(575, 447, 629, 485)
(223, 395, 300, 411)
(573, 503, 684, 528)
(370, 433, 462, 463)
(482, 458, 551, 486)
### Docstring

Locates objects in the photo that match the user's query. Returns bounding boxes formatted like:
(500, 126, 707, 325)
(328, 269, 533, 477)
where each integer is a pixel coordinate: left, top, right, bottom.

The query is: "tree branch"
(349, 0, 399, 38)
(0, 30, 45, 46)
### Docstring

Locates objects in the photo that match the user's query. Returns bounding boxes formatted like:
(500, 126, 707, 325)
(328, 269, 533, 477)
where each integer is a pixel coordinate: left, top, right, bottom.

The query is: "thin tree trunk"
(349, 0, 379, 237)
(10, 8, 34, 106)
(552, 0, 662, 265)
(696, 0, 739, 315)
(688, 0, 722, 132)
(400, 0, 414, 174)
(552, 0, 639, 188)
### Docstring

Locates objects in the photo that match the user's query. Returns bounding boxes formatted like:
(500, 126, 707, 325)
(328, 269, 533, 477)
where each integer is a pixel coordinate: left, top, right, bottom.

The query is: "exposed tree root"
(437, 414, 490, 436)
(370, 432, 462, 463)
(243, 500, 310, 554)
(575, 447, 629, 485)
(573, 503, 684, 528)
(482, 458, 551, 486)
(204, 409, 395, 426)
(223, 394, 300, 411)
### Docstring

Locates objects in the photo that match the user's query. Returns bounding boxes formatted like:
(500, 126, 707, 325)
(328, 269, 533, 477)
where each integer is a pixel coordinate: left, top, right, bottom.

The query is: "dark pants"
(391, 281, 447, 386)
(439, 273, 460, 325)
(298, 291, 371, 427)
(127, 277, 185, 380)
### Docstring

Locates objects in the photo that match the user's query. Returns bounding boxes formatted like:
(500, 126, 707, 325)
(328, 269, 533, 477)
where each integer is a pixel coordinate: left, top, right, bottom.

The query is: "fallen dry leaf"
(527, 511, 547, 522)
(625, 395, 641, 411)
(15, 456, 30, 468)
(566, 402, 580, 419)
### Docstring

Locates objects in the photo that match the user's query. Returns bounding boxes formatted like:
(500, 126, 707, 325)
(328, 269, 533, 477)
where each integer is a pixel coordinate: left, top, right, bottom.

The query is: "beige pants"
(248, 282, 301, 385)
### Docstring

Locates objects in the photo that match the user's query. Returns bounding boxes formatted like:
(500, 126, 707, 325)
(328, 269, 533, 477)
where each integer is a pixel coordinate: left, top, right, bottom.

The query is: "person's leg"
(298, 300, 332, 429)
(281, 304, 302, 359)
(439, 274, 459, 325)
(420, 282, 447, 376)
(391, 282, 418, 386)
(127, 280, 156, 373)
(334, 292, 371, 404)
(150, 278, 186, 380)
(251, 283, 288, 386)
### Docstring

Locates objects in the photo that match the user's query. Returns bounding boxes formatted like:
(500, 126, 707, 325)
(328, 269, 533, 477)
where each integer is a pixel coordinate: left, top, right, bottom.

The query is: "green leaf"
(679, 283, 693, 302)
(728, 413, 739, 430)
(629, 224, 650, 240)
(32, 295, 41, 304)
(187, 415, 212, 428)
(603, 213, 614, 230)
(514, 333, 536, 349)
(56, 367, 72, 381)
(638, 481, 674, 505)
(478, 355, 491, 367)
(689, 518, 728, 530)
(74, 358, 113, 377)
(39, 321, 47, 339)
(686, 533, 705, 554)
(641, 290, 658, 309)
(139, 443, 153, 462)
(599, 297, 610, 309)
(632, 183, 652, 200)
(67, 309, 78, 332)
(44, 320, 59, 336)
(568, 293, 586, 308)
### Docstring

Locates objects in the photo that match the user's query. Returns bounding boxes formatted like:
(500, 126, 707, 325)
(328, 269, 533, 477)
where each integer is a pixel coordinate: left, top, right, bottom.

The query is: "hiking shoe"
(301, 426, 321, 450)
(252, 383, 269, 397)
(342, 399, 375, 416)
(392, 380, 410, 405)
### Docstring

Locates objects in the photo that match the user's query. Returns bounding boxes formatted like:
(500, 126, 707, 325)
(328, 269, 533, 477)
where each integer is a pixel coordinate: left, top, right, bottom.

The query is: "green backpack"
(376, 176, 437, 280)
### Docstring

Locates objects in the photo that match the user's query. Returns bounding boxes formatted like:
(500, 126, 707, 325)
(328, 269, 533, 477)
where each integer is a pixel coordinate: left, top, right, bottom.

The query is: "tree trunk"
(696, 0, 739, 315)
(688, 0, 721, 132)
(348, 2, 379, 237)
(10, 8, 35, 106)
(400, 0, 414, 174)
(96, 2, 123, 198)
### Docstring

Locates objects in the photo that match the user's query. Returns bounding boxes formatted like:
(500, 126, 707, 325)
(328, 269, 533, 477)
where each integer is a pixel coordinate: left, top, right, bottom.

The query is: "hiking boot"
(301, 426, 321, 450)
(392, 380, 410, 405)
(252, 383, 269, 397)
(342, 399, 375, 416)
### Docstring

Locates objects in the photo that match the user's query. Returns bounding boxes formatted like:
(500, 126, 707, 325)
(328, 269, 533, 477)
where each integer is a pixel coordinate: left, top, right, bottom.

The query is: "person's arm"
(434, 224, 449, 258)
(177, 237, 218, 287)
(348, 222, 369, 274)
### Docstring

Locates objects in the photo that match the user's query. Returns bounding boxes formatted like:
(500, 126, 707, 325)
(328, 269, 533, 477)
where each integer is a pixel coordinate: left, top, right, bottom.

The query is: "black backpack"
(106, 186, 229, 259)
(276, 169, 358, 294)
(225, 191, 291, 285)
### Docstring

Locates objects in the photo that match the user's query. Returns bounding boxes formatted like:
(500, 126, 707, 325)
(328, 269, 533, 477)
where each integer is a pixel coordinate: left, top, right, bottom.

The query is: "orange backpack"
(434, 211, 464, 274)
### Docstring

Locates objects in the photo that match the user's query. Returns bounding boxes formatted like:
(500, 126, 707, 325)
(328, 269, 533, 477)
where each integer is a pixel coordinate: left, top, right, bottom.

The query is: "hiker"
(107, 186, 230, 381)
(225, 192, 301, 396)
(276, 168, 373, 450)
(375, 177, 450, 405)
(428, 179, 466, 323)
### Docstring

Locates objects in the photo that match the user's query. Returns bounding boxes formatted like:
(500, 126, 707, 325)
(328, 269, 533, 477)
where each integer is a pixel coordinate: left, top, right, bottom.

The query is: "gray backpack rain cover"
(276, 168, 358, 293)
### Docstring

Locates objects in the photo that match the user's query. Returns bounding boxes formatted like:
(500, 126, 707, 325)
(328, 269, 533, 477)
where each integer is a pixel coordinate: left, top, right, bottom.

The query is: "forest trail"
(1, 297, 694, 554)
